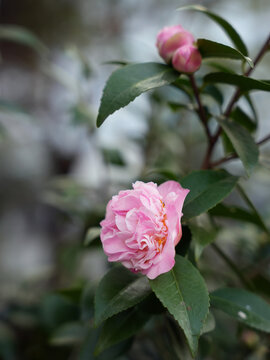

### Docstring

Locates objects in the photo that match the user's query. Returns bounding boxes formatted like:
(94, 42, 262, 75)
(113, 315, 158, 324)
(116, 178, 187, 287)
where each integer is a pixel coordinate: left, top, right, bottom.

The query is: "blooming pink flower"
(156, 25, 195, 63)
(172, 44, 202, 73)
(100, 181, 189, 279)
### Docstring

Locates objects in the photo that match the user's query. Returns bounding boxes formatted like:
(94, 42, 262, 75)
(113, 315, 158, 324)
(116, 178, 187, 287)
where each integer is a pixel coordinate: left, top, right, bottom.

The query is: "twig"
(210, 132, 270, 167)
(201, 33, 270, 169)
(189, 74, 211, 141)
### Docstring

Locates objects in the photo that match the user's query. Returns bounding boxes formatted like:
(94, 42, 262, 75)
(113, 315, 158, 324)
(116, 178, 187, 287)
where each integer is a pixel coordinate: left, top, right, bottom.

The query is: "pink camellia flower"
(100, 181, 189, 280)
(156, 25, 194, 63)
(172, 44, 202, 73)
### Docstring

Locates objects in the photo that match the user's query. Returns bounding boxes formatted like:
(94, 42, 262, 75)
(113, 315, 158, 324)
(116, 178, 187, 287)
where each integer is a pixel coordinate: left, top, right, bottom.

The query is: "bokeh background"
(0, 0, 270, 359)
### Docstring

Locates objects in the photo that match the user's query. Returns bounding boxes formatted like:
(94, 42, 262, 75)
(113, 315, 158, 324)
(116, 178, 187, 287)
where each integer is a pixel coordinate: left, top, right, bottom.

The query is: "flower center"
(156, 200, 168, 253)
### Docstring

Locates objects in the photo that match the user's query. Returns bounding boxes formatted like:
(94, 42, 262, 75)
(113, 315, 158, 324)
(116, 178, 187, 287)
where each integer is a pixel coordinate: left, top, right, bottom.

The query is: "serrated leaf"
(197, 39, 252, 66)
(178, 5, 248, 55)
(211, 287, 270, 332)
(95, 307, 149, 355)
(204, 72, 270, 92)
(180, 170, 238, 220)
(84, 227, 101, 246)
(190, 224, 217, 261)
(200, 311, 215, 335)
(97, 62, 179, 127)
(0, 25, 47, 55)
(218, 119, 259, 175)
(150, 255, 209, 357)
(94, 266, 151, 325)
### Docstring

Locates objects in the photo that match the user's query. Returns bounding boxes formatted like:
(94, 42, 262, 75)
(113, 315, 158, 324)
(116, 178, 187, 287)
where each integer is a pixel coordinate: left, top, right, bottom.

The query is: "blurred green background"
(0, 0, 270, 359)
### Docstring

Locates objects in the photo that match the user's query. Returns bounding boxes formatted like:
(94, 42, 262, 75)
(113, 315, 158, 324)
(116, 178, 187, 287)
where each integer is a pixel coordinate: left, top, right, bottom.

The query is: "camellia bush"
(90, 5, 270, 360)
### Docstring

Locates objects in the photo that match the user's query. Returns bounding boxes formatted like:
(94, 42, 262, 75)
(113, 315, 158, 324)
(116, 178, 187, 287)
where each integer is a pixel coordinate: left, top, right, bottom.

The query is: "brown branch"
(189, 74, 211, 141)
(210, 133, 270, 167)
(201, 33, 270, 169)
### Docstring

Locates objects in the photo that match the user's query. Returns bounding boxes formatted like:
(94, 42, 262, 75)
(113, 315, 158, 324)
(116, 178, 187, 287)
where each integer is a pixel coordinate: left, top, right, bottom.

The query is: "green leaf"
(97, 62, 179, 127)
(180, 170, 239, 220)
(218, 119, 259, 175)
(211, 287, 270, 332)
(200, 311, 215, 335)
(95, 307, 149, 355)
(84, 227, 101, 246)
(178, 5, 248, 55)
(197, 39, 252, 66)
(208, 203, 265, 230)
(190, 224, 217, 261)
(168, 102, 195, 112)
(102, 148, 125, 166)
(0, 25, 47, 55)
(231, 106, 257, 133)
(150, 255, 209, 357)
(204, 72, 270, 92)
(50, 322, 86, 346)
(94, 266, 151, 325)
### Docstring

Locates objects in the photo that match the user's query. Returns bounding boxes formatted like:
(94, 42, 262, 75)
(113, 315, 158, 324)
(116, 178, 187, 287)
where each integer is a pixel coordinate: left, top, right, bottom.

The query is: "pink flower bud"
(172, 44, 202, 73)
(156, 25, 195, 63)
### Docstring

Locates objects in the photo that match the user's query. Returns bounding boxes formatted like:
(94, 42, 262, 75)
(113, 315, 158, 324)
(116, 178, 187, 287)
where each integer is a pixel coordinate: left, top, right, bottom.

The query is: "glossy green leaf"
(204, 72, 270, 92)
(209, 203, 265, 230)
(211, 287, 270, 332)
(218, 119, 259, 175)
(0, 25, 47, 55)
(84, 227, 101, 246)
(197, 39, 252, 66)
(178, 5, 248, 55)
(97, 62, 179, 127)
(200, 311, 215, 335)
(95, 307, 149, 354)
(181, 170, 239, 220)
(190, 224, 217, 261)
(231, 107, 257, 132)
(150, 255, 209, 357)
(94, 266, 151, 325)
